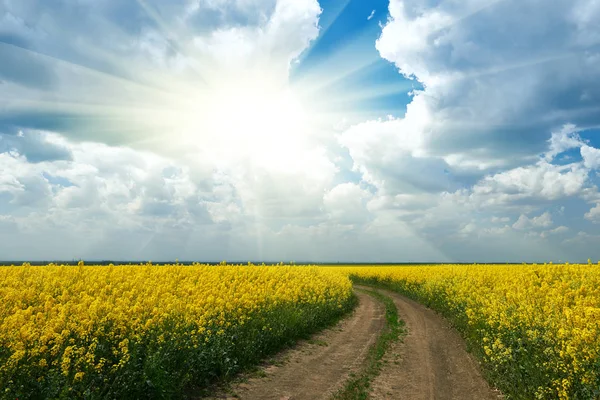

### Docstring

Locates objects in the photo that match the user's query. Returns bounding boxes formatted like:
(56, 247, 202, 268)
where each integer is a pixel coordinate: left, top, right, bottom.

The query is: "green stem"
(331, 288, 406, 400)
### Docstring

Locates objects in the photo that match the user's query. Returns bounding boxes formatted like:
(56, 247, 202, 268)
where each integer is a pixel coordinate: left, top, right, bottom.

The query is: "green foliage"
(332, 289, 405, 400)
(2, 298, 357, 400)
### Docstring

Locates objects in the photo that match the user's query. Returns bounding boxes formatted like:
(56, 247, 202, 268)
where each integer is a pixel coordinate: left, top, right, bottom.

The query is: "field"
(336, 264, 600, 399)
(0, 263, 354, 399)
(1, 263, 599, 399)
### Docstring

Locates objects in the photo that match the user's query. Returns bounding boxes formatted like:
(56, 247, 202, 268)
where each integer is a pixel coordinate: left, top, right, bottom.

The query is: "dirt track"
(362, 286, 503, 400)
(217, 291, 385, 400)
(208, 287, 502, 399)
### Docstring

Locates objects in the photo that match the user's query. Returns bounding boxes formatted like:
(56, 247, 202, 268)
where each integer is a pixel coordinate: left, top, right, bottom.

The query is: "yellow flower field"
(0, 263, 354, 399)
(3, 262, 599, 399)
(332, 264, 600, 400)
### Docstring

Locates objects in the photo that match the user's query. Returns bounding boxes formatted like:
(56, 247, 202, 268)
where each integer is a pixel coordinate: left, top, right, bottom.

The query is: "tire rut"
(360, 286, 503, 400)
(212, 291, 385, 400)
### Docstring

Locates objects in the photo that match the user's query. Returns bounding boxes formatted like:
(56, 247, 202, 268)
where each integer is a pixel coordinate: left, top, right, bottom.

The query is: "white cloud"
(338, 0, 600, 248)
(540, 226, 569, 238)
(0, 130, 72, 163)
(473, 161, 588, 203)
(0, 129, 343, 259)
(0, 132, 215, 232)
(191, 0, 320, 75)
(2, 0, 600, 262)
(481, 225, 512, 237)
(339, 107, 456, 195)
(545, 124, 583, 161)
(563, 231, 600, 247)
(512, 212, 553, 231)
(581, 145, 600, 169)
(585, 202, 600, 223)
(368, 0, 600, 170)
(324, 183, 372, 224)
(229, 149, 337, 222)
(458, 221, 477, 237)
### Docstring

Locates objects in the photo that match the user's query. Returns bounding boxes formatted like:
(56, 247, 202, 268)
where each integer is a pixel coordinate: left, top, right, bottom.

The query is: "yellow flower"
(329, 263, 600, 398)
(0, 263, 353, 396)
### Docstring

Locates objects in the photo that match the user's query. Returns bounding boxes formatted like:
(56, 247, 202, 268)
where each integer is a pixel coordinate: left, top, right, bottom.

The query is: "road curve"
(213, 291, 385, 400)
(361, 286, 503, 400)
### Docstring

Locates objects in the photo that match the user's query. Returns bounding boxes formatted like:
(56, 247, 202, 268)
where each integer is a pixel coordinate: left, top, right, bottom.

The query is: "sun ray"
(135, 0, 211, 85)
(312, 108, 406, 129)
(0, 42, 179, 101)
(317, 80, 415, 109)
(422, 0, 509, 39)
(293, 57, 382, 102)
(1, 98, 173, 114)
(71, 34, 204, 96)
(293, 0, 353, 65)
(134, 0, 193, 58)
(293, 41, 382, 89)
(444, 52, 580, 86)
(0, 0, 424, 167)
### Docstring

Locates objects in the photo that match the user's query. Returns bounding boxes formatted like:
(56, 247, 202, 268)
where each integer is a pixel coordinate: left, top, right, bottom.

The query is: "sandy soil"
(205, 287, 504, 400)
(362, 286, 504, 400)
(209, 291, 385, 400)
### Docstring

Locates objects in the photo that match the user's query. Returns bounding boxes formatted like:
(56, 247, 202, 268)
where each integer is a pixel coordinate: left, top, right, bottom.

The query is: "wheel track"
(361, 286, 503, 400)
(211, 291, 385, 400)
(206, 287, 503, 400)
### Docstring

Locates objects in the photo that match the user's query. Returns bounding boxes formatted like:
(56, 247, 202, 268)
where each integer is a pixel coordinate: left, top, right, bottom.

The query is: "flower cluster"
(0, 263, 353, 398)
(333, 264, 600, 399)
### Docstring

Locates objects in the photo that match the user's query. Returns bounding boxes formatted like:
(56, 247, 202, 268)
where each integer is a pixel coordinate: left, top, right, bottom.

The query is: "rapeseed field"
(3, 262, 599, 399)
(334, 264, 600, 399)
(0, 263, 354, 399)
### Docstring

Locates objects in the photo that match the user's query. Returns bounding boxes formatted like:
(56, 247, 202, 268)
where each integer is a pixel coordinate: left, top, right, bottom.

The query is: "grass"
(196, 293, 359, 398)
(331, 288, 406, 400)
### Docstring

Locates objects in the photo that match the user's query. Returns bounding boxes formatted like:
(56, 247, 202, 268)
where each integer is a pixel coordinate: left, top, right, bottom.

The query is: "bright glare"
(174, 74, 316, 167)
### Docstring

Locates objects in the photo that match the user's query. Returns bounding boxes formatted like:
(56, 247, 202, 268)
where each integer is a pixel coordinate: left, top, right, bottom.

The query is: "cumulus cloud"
(585, 203, 600, 223)
(339, 109, 459, 195)
(229, 149, 337, 223)
(540, 226, 569, 238)
(512, 212, 553, 231)
(581, 145, 600, 169)
(0, 0, 322, 145)
(0, 136, 212, 228)
(0, 130, 72, 162)
(473, 161, 588, 203)
(344, 0, 600, 175)
(563, 231, 600, 247)
(192, 0, 320, 73)
(0, 129, 342, 259)
(338, 0, 600, 253)
(324, 183, 372, 224)
(545, 124, 584, 161)
(2, 0, 600, 261)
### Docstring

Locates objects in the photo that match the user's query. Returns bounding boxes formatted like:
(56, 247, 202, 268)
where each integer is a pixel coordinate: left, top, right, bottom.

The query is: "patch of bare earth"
(207, 291, 385, 400)
(363, 287, 504, 400)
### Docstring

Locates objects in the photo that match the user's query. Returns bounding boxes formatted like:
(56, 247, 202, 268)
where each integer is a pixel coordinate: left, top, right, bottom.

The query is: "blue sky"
(1, 0, 600, 262)
(290, 0, 417, 119)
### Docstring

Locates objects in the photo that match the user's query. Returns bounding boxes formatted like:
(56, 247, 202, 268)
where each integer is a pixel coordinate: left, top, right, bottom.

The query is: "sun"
(171, 72, 318, 167)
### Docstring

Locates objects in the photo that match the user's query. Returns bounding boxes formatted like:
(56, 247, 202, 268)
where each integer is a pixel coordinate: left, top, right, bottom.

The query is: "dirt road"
(363, 286, 503, 400)
(219, 291, 385, 400)
(208, 287, 502, 400)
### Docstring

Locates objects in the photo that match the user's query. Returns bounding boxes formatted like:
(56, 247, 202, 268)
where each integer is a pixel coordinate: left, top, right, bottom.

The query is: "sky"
(1, 0, 600, 262)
